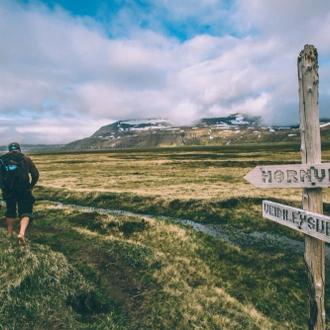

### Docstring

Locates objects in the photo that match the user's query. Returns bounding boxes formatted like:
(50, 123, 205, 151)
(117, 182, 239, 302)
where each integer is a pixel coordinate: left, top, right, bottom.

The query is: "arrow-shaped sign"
(263, 200, 330, 243)
(244, 163, 330, 188)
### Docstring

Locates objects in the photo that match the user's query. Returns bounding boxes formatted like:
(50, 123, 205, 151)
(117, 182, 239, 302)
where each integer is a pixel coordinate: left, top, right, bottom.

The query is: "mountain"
(199, 114, 261, 126)
(62, 114, 330, 150)
(1, 114, 328, 153)
(92, 118, 172, 137)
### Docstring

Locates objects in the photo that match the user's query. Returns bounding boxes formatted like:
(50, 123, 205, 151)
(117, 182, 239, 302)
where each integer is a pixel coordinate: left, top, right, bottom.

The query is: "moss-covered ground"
(1, 143, 330, 329)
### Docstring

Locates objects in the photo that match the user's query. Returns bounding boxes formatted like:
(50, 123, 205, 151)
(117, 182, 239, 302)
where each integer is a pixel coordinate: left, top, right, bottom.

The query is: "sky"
(1, 0, 330, 144)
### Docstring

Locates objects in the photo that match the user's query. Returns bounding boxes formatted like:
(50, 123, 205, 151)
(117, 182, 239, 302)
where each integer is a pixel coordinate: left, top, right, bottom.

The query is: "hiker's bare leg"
(6, 217, 15, 237)
(18, 216, 29, 245)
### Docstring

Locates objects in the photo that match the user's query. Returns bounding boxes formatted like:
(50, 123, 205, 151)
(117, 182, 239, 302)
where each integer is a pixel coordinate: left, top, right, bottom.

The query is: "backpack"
(0, 152, 30, 192)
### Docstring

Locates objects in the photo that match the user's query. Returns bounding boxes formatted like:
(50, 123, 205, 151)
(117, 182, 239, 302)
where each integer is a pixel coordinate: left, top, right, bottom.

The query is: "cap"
(8, 142, 21, 151)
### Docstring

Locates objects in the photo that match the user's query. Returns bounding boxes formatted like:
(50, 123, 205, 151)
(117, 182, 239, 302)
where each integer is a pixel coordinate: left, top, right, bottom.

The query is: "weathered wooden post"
(244, 44, 328, 329)
(298, 44, 325, 329)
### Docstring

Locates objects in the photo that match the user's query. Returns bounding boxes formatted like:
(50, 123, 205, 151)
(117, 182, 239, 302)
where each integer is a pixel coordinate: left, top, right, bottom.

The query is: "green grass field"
(1, 143, 330, 329)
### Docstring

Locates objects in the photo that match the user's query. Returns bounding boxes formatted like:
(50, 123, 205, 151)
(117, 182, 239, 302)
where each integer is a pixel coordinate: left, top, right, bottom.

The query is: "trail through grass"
(0, 201, 311, 329)
(2, 144, 330, 329)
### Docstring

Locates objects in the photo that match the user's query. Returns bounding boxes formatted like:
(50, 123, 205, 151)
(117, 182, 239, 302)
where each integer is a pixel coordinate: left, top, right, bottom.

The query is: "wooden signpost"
(263, 200, 330, 243)
(245, 45, 326, 329)
(244, 163, 330, 189)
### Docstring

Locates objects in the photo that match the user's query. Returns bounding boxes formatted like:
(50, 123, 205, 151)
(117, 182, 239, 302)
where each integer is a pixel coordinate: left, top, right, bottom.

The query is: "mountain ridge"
(61, 114, 330, 150)
(3, 114, 328, 152)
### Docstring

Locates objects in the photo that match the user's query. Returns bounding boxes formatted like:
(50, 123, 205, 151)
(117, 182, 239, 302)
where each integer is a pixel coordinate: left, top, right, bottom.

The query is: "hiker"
(0, 142, 39, 245)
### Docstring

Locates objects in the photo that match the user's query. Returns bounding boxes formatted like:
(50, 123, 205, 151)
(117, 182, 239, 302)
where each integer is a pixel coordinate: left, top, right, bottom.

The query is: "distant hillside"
(92, 118, 172, 137)
(199, 114, 262, 126)
(61, 114, 330, 151)
(0, 144, 64, 154)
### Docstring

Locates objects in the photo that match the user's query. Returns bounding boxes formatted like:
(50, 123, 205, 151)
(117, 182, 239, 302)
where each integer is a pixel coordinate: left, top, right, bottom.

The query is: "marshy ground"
(1, 143, 330, 329)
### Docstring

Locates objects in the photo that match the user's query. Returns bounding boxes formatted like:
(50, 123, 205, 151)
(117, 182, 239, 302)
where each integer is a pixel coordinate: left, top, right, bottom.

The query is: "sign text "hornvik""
(244, 164, 330, 188)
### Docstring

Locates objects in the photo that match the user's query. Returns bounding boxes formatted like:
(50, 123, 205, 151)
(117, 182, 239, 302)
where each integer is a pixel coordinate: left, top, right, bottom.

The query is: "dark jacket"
(22, 154, 39, 188)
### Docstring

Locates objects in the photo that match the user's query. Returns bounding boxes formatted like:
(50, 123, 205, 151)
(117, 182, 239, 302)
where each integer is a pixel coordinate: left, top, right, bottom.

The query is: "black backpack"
(0, 152, 30, 192)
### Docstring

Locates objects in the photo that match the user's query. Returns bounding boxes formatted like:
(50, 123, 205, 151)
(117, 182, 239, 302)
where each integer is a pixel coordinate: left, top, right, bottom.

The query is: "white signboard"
(263, 200, 330, 243)
(244, 163, 330, 188)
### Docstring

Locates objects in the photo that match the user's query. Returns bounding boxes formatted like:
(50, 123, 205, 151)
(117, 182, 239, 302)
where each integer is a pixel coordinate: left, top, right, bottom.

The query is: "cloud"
(0, 117, 110, 145)
(0, 0, 330, 144)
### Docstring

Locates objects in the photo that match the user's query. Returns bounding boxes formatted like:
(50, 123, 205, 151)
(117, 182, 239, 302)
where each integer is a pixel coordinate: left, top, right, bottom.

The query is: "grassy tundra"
(1, 143, 330, 329)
